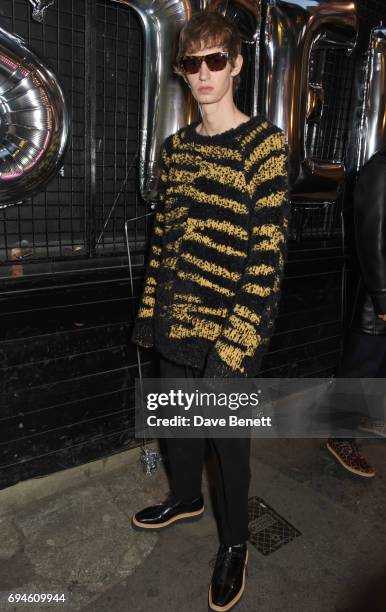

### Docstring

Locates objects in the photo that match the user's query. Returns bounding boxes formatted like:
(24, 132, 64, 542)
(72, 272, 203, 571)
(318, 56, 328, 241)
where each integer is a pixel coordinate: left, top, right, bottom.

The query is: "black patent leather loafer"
(131, 492, 204, 530)
(208, 543, 248, 611)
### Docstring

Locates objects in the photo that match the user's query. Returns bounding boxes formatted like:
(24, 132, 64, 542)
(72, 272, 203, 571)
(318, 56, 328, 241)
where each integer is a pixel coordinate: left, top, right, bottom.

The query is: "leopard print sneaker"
(326, 439, 375, 478)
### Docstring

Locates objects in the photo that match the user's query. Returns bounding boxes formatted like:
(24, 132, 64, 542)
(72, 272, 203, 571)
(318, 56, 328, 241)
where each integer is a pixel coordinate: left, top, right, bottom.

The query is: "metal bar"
(85, 0, 97, 258)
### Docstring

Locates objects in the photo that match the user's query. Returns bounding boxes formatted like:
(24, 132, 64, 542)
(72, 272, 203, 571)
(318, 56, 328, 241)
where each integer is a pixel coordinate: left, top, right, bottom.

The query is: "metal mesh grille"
(0, 0, 87, 261)
(305, 0, 386, 165)
(289, 201, 343, 242)
(94, 3, 141, 254)
(0, 0, 142, 267)
(307, 48, 355, 163)
(293, 0, 386, 241)
(1, 0, 386, 261)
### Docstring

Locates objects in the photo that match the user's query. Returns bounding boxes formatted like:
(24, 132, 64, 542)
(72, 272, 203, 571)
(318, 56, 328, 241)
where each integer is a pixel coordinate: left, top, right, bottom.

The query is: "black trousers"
(337, 331, 386, 377)
(332, 332, 386, 434)
(159, 353, 251, 546)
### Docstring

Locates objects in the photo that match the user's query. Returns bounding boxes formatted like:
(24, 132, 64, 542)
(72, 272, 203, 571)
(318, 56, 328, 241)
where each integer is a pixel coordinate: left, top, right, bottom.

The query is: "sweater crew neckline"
(184, 114, 262, 145)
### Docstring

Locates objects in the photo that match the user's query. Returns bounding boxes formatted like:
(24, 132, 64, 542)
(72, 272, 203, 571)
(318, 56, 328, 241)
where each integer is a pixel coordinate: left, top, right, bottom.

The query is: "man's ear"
(230, 53, 243, 77)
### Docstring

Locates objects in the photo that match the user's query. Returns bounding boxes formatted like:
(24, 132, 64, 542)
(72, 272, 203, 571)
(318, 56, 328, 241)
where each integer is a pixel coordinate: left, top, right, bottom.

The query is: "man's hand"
(377, 314, 386, 321)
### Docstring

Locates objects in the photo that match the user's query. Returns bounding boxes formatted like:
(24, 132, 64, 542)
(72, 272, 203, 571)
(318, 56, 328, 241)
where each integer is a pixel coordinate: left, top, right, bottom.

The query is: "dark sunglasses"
(180, 51, 230, 75)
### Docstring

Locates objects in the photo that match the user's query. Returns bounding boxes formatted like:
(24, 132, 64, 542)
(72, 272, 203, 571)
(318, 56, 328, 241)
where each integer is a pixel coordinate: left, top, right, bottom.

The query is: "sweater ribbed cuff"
(203, 345, 265, 379)
(203, 350, 248, 378)
(130, 317, 154, 348)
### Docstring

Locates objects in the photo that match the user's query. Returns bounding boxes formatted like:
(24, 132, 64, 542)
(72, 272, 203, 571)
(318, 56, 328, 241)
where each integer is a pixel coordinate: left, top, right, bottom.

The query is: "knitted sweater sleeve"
(130, 140, 170, 348)
(203, 126, 290, 378)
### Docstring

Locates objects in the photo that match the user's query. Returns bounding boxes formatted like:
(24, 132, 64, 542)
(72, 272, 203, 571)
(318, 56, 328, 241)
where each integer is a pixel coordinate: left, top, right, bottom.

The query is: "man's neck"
(198, 104, 249, 136)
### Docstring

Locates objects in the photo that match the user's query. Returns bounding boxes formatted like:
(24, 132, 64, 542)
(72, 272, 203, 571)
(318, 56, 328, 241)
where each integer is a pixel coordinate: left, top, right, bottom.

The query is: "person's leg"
(164, 436, 206, 502)
(337, 331, 386, 377)
(131, 353, 206, 530)
(208, 436, 251, 546)
(159, 353, 252, 540)
(327, 331, 386, 477)
(159, 353, 206, 503)
(352, 333, 386, 438)
(330, 332, 377, 434)
(208, 436, 251, 611)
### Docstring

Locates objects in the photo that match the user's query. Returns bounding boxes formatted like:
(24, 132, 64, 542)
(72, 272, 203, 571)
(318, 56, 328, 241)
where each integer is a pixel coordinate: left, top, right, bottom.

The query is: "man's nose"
(198, 60, 211, 79)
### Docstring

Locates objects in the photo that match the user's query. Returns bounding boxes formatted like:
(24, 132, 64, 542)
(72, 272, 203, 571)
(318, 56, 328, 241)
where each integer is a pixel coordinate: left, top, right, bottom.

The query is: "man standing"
(326, 145, 386, 478)
(130, 10, 289, 611)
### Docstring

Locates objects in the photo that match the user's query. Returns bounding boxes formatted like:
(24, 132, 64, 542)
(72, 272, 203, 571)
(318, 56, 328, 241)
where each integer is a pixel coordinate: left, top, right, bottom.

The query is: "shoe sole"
(131, 505, 205, 531)
(358, 425, 386, 439)
(326, 442, 375, 478)
(208, 549, 248, 612)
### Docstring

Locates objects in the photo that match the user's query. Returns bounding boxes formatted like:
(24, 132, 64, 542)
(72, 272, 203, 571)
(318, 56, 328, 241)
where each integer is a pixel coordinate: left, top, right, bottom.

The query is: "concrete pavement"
(0, 438, 385, 611)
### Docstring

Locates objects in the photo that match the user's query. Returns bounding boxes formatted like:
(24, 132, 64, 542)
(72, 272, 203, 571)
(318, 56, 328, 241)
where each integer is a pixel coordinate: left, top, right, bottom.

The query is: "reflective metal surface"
(261, 0, 358, 202)
(0, 27, 69, 208)
(111, 0, 264, 201)
(357, 27, 386, 169)
(111, 0, 201, 202)
(214, 0, 261, 44)
(215, 0, 262, 116)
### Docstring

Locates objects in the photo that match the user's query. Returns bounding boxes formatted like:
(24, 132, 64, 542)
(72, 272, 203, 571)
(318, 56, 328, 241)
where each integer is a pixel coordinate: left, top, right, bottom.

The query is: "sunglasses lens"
(181, 53, 228, 74)
(181, 57, 201, 74)
(205, 53, 228, 71)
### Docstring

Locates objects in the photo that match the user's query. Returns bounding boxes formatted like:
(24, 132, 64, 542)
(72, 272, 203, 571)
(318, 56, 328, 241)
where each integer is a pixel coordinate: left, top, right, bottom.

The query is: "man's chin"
(195, 94, 220, 105)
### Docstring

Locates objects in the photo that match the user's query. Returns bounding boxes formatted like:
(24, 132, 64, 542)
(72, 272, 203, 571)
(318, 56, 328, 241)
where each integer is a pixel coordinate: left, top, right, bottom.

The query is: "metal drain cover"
(248, 496, 301, 556)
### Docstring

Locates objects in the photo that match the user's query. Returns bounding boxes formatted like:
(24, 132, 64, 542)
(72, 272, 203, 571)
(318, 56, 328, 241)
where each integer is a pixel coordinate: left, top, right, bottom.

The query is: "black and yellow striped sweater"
(131, 114, 290, 378)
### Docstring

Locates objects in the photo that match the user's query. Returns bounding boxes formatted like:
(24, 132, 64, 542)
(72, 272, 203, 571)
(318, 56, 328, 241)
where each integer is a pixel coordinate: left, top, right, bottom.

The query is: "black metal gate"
(0, 0, 142, 266)
(0, 0, 385, 490)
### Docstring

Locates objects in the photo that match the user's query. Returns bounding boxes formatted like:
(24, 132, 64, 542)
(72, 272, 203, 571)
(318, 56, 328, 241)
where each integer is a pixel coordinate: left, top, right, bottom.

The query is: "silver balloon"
(0, 27, 69, 208)
(261, 0, 358, 202)
(357, 27, 386, 170)
(211, 0, 262, 116)
(212, 0, 262, 44)
(111, 0, 202, 202)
